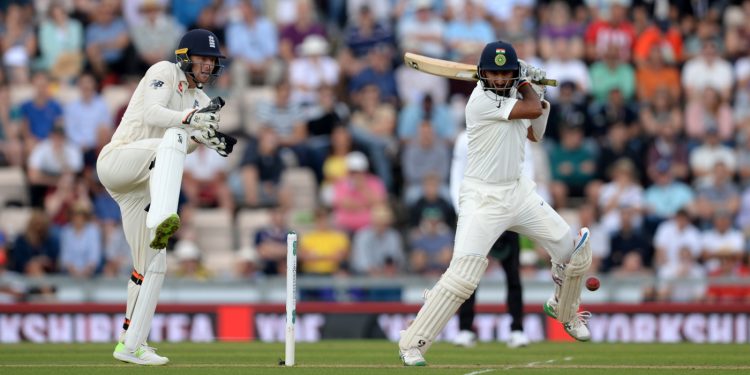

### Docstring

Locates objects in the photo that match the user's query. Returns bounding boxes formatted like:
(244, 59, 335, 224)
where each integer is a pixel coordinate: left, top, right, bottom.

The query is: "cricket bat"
(404, 52, 558, 87)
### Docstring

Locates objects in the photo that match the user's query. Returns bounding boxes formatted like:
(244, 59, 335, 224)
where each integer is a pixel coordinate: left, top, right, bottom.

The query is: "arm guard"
(530, 100, 550, 141)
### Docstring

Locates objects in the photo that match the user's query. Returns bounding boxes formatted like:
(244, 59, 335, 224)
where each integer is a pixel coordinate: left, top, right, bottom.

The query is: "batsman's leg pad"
(555, 228, 592, 323)
(399, 255, 488, 354)
(146, 128, 188, 229)
(124, 250, 166, 352)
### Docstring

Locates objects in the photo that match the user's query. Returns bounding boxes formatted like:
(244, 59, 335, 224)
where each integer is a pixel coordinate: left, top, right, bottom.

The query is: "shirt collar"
(176, 64, 190, 88)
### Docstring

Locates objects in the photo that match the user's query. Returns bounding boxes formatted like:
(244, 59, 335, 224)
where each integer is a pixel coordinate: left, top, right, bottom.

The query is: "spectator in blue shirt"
(443, 1, 494, 61)
(171, 0, 213, 28)
(349, 45, 399, 105)
(254, 206, 291, 275)
(59, 203, 102, 278)
(84, 1, 131, 79)
(20, 72, 63, 148)
(644, 160, 695, 234)
(397, 93, 456, 142)
(225, 0, 281, 86)
(409, 208, 453, 276)
(10, 210, 60, 276)
(344, 4, 394, 58)
(63, 73, 113, 166)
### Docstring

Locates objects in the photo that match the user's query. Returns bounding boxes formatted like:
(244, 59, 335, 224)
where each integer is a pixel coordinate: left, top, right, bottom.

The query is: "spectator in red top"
(584, 2, 635, 62)
(633, 20, 683, 67)
(705, 249, 750, 303)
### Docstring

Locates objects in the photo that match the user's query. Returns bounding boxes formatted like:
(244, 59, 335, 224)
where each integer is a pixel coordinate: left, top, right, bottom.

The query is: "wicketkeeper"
(97, 29, 236, 365)
(399, 40, 592, 366)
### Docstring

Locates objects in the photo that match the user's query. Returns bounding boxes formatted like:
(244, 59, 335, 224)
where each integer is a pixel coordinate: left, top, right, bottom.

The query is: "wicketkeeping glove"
(191, 129, 237, 157)
(182, 96, 225, 132)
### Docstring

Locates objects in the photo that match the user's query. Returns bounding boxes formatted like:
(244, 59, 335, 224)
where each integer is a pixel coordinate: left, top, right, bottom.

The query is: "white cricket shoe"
(507, 330, 530, 348)
(113, 342, 169, 365)
(453, 330, 477, 347)
(399, 347, 426, 366)
(543, 296, 591, 342)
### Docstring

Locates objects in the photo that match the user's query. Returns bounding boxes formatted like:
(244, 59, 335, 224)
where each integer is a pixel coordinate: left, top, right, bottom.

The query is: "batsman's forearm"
(518, 82, 540, 103)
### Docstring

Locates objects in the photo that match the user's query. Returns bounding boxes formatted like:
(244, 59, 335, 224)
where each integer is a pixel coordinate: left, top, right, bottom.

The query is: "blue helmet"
(477, 40, 520, 96)
(477, 40, 519, 73)
(175, 29, 225, 77)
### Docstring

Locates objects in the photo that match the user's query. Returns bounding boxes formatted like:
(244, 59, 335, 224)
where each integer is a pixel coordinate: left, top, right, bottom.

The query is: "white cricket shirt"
(463, 82, 529, 184)
(451, 130, 535, 211)
(110, 61, 210, 144)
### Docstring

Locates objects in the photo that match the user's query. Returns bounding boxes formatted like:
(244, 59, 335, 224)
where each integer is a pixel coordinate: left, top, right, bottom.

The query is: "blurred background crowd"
(1, 0, 750, 304)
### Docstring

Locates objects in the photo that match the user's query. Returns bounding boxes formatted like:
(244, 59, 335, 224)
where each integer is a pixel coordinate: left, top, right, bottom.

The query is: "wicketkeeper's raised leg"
(114, 127, 189, 365)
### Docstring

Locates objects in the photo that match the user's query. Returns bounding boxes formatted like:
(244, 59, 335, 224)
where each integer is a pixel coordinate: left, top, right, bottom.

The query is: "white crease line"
(464, 369, 496, 375)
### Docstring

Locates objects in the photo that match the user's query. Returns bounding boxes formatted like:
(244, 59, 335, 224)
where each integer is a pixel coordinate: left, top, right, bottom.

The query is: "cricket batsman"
(97, 29, 236, 365)
(399, 40, 592, 366)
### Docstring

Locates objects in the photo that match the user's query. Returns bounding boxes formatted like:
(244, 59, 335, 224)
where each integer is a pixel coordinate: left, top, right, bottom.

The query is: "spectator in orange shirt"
(636, 45, 681, 104)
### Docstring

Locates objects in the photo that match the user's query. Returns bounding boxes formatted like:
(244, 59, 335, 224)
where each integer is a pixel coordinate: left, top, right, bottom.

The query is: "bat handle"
(534, 78, 558, 87)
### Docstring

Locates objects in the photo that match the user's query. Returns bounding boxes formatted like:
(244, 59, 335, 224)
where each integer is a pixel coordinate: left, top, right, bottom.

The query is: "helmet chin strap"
(186, 71, 204, 89)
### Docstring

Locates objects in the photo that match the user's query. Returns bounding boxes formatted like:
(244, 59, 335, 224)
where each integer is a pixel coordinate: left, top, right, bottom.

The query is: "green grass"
(0, 341, 748, 374)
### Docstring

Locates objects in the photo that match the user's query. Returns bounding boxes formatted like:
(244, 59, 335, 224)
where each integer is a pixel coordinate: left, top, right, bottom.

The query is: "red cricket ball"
(586, 276, 600, 291)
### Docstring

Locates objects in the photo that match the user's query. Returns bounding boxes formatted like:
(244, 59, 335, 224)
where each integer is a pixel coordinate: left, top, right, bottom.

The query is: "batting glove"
(191, 129, 237, 157)
(519, 59, 545, 82)
(530, 82, 546, 101)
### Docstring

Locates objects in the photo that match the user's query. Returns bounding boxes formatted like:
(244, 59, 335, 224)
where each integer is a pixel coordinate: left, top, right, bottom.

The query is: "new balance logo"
(177, 134, 183, 144)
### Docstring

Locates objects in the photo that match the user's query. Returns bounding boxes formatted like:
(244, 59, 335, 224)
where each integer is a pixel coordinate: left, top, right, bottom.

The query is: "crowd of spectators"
(2, 0, 750, 303)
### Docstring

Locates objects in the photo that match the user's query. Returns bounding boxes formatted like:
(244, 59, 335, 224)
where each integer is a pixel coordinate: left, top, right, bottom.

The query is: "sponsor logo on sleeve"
(150, 79, 165, 88)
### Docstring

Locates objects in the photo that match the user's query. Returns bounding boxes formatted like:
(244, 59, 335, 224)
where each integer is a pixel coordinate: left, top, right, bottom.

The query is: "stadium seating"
(236, 208, 271, 248)
(241, 86, 275, 135)
(0, 206, 32, 240)
(102, 84, 134, 116)
(190, 207, 234, 253)
(0, 167, 29, 206)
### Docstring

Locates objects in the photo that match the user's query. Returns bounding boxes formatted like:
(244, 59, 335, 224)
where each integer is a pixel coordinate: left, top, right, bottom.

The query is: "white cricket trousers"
(453, 175, 573, 264)
(97, 140, 162, 273)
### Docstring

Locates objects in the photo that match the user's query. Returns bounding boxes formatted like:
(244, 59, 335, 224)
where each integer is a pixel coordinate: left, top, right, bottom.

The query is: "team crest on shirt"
(177, 82, 184, 95)
(150, 79, 164, 88)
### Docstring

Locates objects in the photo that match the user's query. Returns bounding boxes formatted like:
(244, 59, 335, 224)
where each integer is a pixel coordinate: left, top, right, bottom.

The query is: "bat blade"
(404, 52, 477, 81)
(403, 52, 558, 87)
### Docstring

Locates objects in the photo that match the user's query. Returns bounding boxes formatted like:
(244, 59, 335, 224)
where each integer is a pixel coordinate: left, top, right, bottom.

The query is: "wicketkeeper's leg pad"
(146, 128, 188, 229)
(399, 255, 488, 354)
(121, 269, 144, 337)
(124, 250, 166, 352)
(555, 228, 592, 323)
